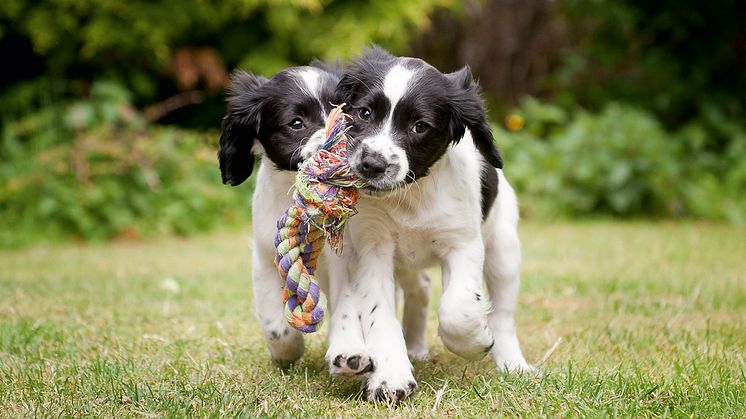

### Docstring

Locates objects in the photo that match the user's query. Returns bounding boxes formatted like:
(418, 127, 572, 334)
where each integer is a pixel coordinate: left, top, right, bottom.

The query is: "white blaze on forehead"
(297, 68, 328, 120)
(358, 63, 416, 185)
(383, 64, 415, 110)
(297, 69, 320, 98)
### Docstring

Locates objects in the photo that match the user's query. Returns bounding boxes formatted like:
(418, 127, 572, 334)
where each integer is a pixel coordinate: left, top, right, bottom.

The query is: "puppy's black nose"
(358, 150, 388, 179)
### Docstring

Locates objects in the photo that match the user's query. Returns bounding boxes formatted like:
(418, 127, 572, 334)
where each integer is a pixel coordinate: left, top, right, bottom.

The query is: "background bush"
(0, 0, 743, 247)
(498, 100, 746, 222)
(0, 81, 248, 247)
(0, 0, 457, 247)
(1, 0, 457, 127)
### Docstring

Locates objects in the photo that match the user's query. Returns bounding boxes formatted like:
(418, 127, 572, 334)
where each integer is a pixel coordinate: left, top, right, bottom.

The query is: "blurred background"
(1, 0, 744, 248)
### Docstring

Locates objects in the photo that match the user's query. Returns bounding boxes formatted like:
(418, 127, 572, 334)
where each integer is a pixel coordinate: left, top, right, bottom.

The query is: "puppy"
(326, 47, 533, 403)
(219, 64, 345, 365)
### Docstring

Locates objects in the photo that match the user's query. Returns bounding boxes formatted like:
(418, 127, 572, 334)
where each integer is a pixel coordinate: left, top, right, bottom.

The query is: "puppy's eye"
(289, 118, 304, 130)
(358, 107, 372, 121)
(412, 121, 430, 134)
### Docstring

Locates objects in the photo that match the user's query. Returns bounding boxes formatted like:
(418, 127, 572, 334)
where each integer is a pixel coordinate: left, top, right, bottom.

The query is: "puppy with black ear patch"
(326, 47, 533, 403)
(219, 64, 349, 365)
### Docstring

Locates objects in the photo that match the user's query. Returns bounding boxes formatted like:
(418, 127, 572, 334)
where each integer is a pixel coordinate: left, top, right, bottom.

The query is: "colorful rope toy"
(274, 105, 366, 333)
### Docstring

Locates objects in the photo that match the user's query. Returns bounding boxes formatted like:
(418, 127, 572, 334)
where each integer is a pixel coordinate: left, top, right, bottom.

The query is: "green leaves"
(0, 81, 248, 247)
(499, 101, 746, 222)
(1, 0, 458, 85)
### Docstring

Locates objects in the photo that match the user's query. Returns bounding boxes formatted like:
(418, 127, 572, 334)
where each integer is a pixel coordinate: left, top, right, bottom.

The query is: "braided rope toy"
(274, 105, 366, 333)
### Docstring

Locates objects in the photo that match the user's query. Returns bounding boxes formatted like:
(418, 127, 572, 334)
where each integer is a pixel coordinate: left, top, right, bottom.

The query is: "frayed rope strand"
(273, 105, 365, 333)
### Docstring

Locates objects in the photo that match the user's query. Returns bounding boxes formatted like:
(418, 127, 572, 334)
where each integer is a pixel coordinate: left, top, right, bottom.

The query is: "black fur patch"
(347, 355, 360, 370)
(480, 159, 498, 220)
(357, 360, 376, 375)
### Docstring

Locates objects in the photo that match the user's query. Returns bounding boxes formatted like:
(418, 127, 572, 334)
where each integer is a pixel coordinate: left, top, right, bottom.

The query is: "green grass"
(1, 221, 744, 416)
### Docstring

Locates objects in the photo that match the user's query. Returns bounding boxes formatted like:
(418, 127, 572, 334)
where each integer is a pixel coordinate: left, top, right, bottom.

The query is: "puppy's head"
(219, 64, 340, 186)
(335, 47, 502, 195)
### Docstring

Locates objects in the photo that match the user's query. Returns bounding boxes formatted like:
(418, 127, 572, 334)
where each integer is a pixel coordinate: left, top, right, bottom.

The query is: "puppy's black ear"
(218, 70, 269, 186)
(446, 66, 503, 169)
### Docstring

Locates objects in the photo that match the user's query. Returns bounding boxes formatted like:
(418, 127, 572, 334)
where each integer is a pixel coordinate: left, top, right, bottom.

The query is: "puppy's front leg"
(354, 238, 416, 403)
(326, 245, 374, 378)
(438, 240, 494, 360)
(398, 268, 431, 361)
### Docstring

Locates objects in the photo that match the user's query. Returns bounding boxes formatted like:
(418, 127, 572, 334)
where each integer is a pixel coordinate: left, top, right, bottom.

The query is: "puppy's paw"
(438, 291, 493, 360)
(328, 352, 375, 377)
(405, 332, 429, 361)
(407, 346, 429, 361)
(489, 332, 538, 374)
(438, 322, 494, 361)
(265, 326, 305, 366)
(362, 365, 416, 404)
(494, 357, 539, 375)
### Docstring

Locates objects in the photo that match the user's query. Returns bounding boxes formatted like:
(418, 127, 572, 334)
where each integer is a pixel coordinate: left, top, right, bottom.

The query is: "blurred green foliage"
(0, 0, 457, 247)
(499, 99, 746, 223)
(553, 0, 744, 142)
(1, 0, 456, 105)
(0, 81, 248, 247)
(0, 0, 743, 247)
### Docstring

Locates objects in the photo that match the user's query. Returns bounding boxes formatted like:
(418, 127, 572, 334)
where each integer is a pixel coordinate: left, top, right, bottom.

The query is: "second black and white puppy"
(219, 64, 347, 365)
(326, 48, 533, 403)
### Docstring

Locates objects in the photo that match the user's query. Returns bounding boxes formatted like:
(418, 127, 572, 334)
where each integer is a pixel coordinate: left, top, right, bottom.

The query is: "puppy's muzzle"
(353, 147, 390, 181)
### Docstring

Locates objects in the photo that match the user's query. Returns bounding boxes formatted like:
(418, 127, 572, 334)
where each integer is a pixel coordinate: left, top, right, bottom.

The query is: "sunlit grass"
(1, 221, 744, 416)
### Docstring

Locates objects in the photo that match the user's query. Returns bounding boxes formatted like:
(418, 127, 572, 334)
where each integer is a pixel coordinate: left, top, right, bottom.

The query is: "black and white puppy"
(325, 47, 533, 403)
(219, 64, 346, 364)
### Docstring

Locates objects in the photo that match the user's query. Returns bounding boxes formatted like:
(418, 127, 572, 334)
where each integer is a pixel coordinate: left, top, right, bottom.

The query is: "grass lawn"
(1, 220, 744, 416)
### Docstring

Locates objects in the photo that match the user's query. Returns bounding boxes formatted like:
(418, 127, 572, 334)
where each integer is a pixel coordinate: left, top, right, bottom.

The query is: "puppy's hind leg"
(399, 269, 431, 361)
(483, 176, 533, 373)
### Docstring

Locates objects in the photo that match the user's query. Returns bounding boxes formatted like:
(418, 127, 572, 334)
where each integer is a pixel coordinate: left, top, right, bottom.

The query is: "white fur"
(297, 69, 320, 98)
(253, 155, 374, 372)
(382, 65, 414, 110)
(300, 129, 326, 160)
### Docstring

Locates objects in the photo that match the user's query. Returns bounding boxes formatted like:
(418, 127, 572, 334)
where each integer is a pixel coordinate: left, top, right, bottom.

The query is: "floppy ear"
(446, 66, 503, 169)
(218, 70, 269, 186)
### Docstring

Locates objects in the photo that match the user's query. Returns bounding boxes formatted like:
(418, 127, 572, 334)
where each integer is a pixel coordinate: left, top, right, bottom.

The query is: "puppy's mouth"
(358, 181, 406, 197)
(360, 185, 391, 197)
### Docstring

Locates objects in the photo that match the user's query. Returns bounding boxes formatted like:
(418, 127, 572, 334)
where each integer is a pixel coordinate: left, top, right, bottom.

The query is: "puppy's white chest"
(393, 229, 439, 269)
